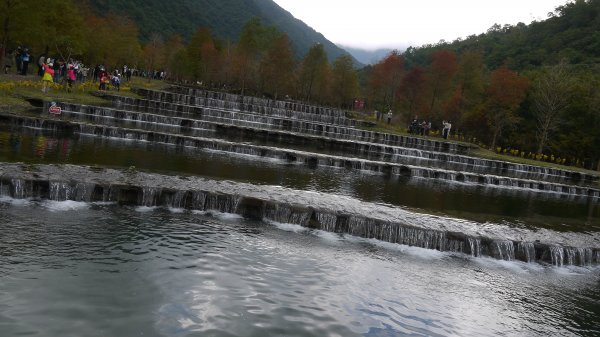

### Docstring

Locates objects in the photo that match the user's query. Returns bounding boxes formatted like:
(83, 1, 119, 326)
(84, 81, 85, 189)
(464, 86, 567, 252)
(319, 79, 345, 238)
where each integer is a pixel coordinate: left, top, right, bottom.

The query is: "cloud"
(273, 0, 566, 49)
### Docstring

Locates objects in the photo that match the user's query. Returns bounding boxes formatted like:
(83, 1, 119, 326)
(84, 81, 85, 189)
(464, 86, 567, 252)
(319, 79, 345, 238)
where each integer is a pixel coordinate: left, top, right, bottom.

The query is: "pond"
(0, 199, 598, 337)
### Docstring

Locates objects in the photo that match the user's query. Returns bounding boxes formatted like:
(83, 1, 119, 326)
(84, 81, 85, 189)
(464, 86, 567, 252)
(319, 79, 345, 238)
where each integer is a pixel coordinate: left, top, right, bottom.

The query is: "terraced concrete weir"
(98, 90, 598, 185)
(4, 111, 600, 200)
(2, 84, 599, 269)
(128, 88, 471, 154)
(0, 163, 598, 266)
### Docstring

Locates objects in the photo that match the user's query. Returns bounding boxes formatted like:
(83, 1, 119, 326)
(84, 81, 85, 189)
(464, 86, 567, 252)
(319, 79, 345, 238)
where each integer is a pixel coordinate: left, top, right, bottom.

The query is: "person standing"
(442, 120, 452, 139)
(67, 64, 76, 92)
(41, 60, 55, 93)
(387, 110, 393, 125)
(15, 46, 22, 74)
(20, 48, 30, 75)
(37, 53, 46, 76)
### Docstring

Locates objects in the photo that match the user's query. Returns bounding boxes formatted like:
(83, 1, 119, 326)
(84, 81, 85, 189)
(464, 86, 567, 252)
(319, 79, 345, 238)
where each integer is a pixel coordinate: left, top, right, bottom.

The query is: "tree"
(553, 65, 600, 170)
(297, 43, 329, 103)
(83, 15, 141, 67)
(398, 66, 427, 119)
(368, 50, 404, 112)
(258, 33, 295, 99)
(186, 27, 220, 82)
(485, 66, 529, 149)
(424, 49, 458, 120)
(0, 0, 26, 64)
(531, 60, 573, 153)
(142, 33, 165, 75)
(330, 54, 359, 108)
(445, 50, 486, 136)
(1, 0, 85, 65)
(162, 35, 185, 80)
(233, 17, 278, 95)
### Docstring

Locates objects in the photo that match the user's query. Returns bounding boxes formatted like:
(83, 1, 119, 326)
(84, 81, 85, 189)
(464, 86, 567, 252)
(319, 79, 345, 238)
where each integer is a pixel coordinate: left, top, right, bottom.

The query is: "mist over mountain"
(338, 45, 398, 65)
(85, 0, 358, 63)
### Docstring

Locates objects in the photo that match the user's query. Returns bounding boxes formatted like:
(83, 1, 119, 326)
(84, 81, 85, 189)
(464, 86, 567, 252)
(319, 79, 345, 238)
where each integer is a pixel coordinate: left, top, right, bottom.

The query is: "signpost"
(48, 102, 61, 115)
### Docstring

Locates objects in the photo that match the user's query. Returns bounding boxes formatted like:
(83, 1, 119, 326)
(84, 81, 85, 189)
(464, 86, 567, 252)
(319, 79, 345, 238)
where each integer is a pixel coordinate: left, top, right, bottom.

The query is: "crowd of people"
(409, 116, 452, 139)
(3, 47, 32, 75)
(373, 110, 454, 140)
(2, 45, 168, 93)
(408, 116, 433, 136)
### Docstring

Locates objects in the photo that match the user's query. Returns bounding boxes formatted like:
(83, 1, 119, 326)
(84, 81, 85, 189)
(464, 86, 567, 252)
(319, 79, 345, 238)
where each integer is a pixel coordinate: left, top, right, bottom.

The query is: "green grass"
(0, 74, 169, 113)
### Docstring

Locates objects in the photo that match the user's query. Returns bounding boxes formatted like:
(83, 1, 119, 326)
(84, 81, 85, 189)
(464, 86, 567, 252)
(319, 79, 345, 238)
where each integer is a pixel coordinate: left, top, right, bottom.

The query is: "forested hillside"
(83, 0, 353, 63)
(361, 0, 600, 170)
(403, 0, 600, 70)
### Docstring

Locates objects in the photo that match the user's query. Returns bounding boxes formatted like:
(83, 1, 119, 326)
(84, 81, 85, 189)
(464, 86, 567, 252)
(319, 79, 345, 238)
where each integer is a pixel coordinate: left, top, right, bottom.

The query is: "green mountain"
(403, 0, 600, 70)
(85, 0, 356, 63)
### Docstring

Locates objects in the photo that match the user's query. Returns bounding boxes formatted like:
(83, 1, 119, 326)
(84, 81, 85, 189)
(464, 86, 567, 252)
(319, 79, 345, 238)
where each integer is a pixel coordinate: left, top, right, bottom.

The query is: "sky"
(271, 0, 570, 50)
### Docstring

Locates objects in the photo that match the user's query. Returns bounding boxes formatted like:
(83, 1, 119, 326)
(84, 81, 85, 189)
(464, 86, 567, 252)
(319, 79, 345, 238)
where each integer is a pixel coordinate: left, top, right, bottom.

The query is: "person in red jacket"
(67, 64, 76, 92)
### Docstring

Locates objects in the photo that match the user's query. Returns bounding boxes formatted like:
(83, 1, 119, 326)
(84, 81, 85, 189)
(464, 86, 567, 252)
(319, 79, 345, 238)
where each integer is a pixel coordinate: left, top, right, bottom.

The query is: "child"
(111, 72, 121, 91)
(41, 61, 55, 93)
(99, 70, 108, 90)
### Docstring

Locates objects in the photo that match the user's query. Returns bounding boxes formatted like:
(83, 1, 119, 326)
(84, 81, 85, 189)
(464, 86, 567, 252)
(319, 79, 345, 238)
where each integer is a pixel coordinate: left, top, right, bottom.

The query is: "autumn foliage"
(2, 0, 599, 169)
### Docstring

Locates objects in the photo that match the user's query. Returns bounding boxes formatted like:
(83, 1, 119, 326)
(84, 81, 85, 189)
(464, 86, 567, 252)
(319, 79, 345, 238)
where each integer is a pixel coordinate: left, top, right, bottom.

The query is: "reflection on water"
(0, 199, 599, 337)
(0, 129, 598, 231)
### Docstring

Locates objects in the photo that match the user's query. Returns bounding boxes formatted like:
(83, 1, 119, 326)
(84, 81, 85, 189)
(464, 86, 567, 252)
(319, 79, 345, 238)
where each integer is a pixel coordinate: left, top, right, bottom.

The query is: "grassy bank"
(0, 74, 169, 113)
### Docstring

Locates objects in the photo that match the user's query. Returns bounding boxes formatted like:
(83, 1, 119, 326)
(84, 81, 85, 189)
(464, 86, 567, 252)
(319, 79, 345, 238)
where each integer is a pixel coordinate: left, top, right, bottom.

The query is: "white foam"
(91, 201, 117, 206)
(135, 206, 158, 212)
(266, 220, 348, 243)
(212, 212, 243, 221)
(168, 207, 186, 214)
(345, 235, 446, 259)
(551, 265, 595, 276)
(0, 195, 32, 207)
(313, 229, 343, 242)
(472, 256, 545, 273)
(265, 219, 308, 233)
(193, 210, 243, 222)
(42, 200, 90, 212)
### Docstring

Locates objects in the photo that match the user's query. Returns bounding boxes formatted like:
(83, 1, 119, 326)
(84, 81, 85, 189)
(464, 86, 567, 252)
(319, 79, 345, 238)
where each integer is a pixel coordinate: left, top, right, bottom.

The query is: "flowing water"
(0, 129, 598, 231)
(1, 86, 600, 336)
(0, 198, 599, 337)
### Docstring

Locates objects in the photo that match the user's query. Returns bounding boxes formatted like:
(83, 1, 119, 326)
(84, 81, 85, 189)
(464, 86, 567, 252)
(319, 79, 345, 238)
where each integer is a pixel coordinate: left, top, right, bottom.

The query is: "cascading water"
(141, 187, 160, 207)
(550, 246, 565, 267)
(1, 86, 598, 268)
(11, 179, 26, 199)
(0, 166, 598, 267)
(468, 238, 482, 257)
(517, 242, 536, 263)
(264, 204, 311, 226)
(48, 99, 597, 186)
(494, 240, 516, 261)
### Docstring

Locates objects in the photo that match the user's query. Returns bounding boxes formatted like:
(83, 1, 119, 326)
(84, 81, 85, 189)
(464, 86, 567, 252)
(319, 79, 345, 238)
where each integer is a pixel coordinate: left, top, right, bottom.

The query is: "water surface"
(0, 198, 599, 336)
(0, 129, 598, 231)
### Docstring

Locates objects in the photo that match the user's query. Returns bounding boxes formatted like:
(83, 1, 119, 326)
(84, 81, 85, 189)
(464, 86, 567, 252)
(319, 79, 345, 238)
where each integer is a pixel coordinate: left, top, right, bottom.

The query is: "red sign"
(353, 99, 365, 110)
(48, 105, 61, 115)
